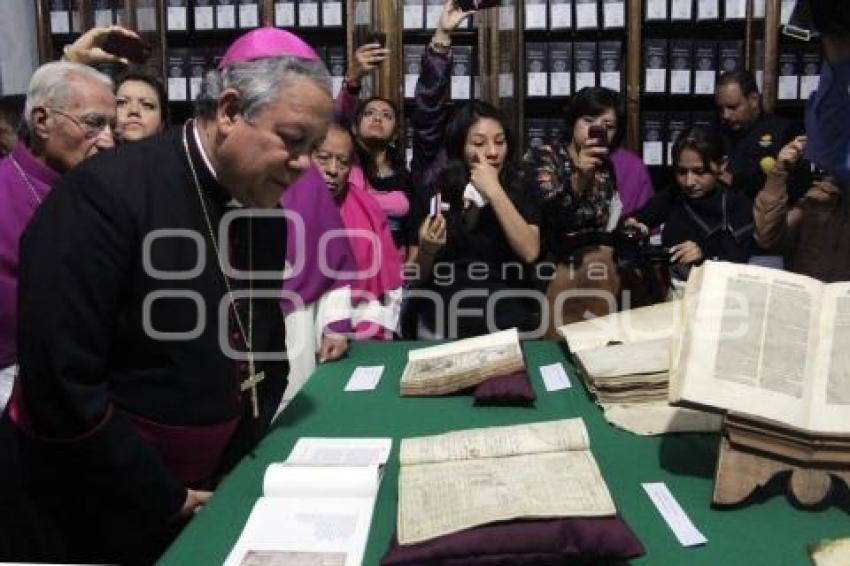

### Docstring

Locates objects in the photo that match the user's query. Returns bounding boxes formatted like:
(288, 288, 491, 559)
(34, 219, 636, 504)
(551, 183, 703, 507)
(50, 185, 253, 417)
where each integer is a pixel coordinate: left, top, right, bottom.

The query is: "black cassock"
(8, 122, 288, 563)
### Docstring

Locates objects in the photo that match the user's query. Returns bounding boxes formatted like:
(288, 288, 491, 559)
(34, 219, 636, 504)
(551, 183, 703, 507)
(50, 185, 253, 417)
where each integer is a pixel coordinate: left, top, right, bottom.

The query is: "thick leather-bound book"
(400, 329, 525, 396)
(670, 261, 850, 437)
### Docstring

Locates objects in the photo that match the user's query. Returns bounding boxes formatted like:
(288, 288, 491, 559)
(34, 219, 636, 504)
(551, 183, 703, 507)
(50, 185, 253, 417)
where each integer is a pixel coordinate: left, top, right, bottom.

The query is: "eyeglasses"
(46, 107, 116, 139)
(312, 150, 352, 170)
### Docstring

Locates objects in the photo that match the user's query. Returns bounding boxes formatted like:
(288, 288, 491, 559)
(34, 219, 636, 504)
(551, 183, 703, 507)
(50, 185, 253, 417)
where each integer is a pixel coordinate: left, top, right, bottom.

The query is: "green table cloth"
(159, 340, 849, 565)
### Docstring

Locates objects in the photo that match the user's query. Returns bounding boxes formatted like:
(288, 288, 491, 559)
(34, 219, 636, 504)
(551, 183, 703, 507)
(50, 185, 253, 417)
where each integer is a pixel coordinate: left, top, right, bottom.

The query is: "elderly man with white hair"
(0, 61, 115, 411)
(3, 27, 332, 564)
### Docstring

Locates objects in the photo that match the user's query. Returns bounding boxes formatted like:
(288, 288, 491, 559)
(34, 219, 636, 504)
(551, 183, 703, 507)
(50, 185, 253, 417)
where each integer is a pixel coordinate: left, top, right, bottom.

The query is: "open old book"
(224, 437, 392, 566)
(397, 419, 615, 545)
(670, 261, 850, 435)
(399, 328, 524, 396)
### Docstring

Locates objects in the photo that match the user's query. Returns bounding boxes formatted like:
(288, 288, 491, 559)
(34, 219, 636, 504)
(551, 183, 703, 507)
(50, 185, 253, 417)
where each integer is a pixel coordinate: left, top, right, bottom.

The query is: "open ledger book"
(400, 328, 524, 396)
(224, 437, 392, 566)
(670, 261, 850, 435)
(397, 419, 615, 545)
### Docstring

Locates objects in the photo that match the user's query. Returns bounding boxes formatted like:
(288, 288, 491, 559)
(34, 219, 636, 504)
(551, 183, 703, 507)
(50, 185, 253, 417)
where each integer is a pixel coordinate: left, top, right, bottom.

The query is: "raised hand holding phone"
(455, 0, 500, 10)
(63, 26, 149, 66)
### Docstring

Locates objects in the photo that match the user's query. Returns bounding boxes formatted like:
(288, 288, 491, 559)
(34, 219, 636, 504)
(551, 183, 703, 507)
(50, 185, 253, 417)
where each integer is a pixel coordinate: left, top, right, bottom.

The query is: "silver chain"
(9, 156, 43, 206)
(181, 122, 254, 365)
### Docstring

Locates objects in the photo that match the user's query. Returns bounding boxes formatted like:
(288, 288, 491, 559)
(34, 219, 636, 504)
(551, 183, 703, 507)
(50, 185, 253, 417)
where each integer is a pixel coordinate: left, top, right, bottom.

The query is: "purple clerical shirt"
(0, 141, 59, 367)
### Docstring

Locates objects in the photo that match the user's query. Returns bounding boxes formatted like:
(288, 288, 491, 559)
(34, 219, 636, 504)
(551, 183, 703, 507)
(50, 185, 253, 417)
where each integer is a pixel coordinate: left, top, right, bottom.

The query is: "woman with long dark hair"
(334, 43, 412, 251)
(405, 1, 541, 339)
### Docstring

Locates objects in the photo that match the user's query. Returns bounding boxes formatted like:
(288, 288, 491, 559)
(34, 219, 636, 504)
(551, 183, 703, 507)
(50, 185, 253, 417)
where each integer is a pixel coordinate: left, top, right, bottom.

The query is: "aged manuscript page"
(397, 419, 615, 545)
(670, 262, 850, 434)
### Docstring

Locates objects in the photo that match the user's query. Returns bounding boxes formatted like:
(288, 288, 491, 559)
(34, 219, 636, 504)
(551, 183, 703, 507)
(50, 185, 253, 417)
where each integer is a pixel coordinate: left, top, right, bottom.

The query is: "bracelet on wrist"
(429, 39, 451, 54)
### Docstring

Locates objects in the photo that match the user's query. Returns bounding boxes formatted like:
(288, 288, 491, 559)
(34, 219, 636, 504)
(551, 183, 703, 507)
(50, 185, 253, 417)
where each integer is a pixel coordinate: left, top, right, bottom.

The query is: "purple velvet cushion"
(473, 370, 536, 406)
(380, 516, 645, 565)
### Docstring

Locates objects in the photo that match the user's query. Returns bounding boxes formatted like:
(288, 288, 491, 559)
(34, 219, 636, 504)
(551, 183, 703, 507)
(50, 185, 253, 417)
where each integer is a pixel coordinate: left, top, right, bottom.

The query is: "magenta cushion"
(473, 370, 536, 406)
(381, 516, 645, 565)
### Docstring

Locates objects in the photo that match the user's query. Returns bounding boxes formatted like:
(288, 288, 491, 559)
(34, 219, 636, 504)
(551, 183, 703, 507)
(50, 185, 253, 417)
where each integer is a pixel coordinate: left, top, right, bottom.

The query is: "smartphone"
(429, 193, 442, 218)
(364, 30, 386, 47)
(455, 0, 500, 10)
(102, 32, 152, 64)
(587, 124, 608, 147)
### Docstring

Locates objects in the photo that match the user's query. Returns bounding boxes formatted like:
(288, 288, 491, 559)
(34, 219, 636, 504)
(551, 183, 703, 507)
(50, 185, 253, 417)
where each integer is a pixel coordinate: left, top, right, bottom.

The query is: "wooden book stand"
(713, 413, 850, 507)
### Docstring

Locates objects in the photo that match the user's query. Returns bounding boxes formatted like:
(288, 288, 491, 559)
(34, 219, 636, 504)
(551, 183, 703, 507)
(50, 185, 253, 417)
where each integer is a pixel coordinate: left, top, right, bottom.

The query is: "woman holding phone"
(522, 87, 654, 334)
(404, 0, 542, 339)
(334, 36, 412, 252)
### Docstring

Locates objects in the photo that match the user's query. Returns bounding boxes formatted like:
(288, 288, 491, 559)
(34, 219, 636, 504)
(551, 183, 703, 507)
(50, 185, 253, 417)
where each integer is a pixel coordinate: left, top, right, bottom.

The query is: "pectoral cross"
(240, 367, 266, 419)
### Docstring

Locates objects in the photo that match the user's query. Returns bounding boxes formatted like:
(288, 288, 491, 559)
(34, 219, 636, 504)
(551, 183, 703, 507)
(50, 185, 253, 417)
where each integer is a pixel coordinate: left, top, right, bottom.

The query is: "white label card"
(540, 363, 572, 391)
(95, 9, 113, 27)
(167, 6, 187, 30)
(323, 1, 343, 26)
(778, 75, 798, 100)
(600, 71, 621, 91)
(526, 4, 547, 29)
(645, 68, 666, 93)
(332, 76, 344, 97)
(194, 6, 214, 29)
(697, 0, 718, 19)
(404, 4, 424, 29)
(426, 4, 443, 28)
(190, 77, 202, 100)
(576, 2, 598, 28)
(671, 0, 692, 20)
(800, 75, 819, 100)
(451, 76, 471, 100)
(603, 1, 624, 28)
(671, 70, 691, 94)
(551, 72, 571, 96)
(642, 483, 708, 547)
(405, 74, 418, 98)
(345, 366, 384, 392)
(643, 141, 664, 166)
(356, 0, 371, 24)
(299, 2, 319, 26)
(137, 7, 157, 31)
(575, 72, 596, 91)
(239, 4, 259, 27)
(527, 73, 548, 96)
(724, 0, 745, 19)
(753, 0, 765, 18)
(695, 70, 715, 94)
(216, 5, 236, 29)
(646, 0, 667, 20)
(780, 0, 794, 25)
(550, 4, 572, 28)
(168, 78, 188, 101)
(50, 11, 70, 34)
(275, 2, 295, 27)
(756, 70, 764, 93)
